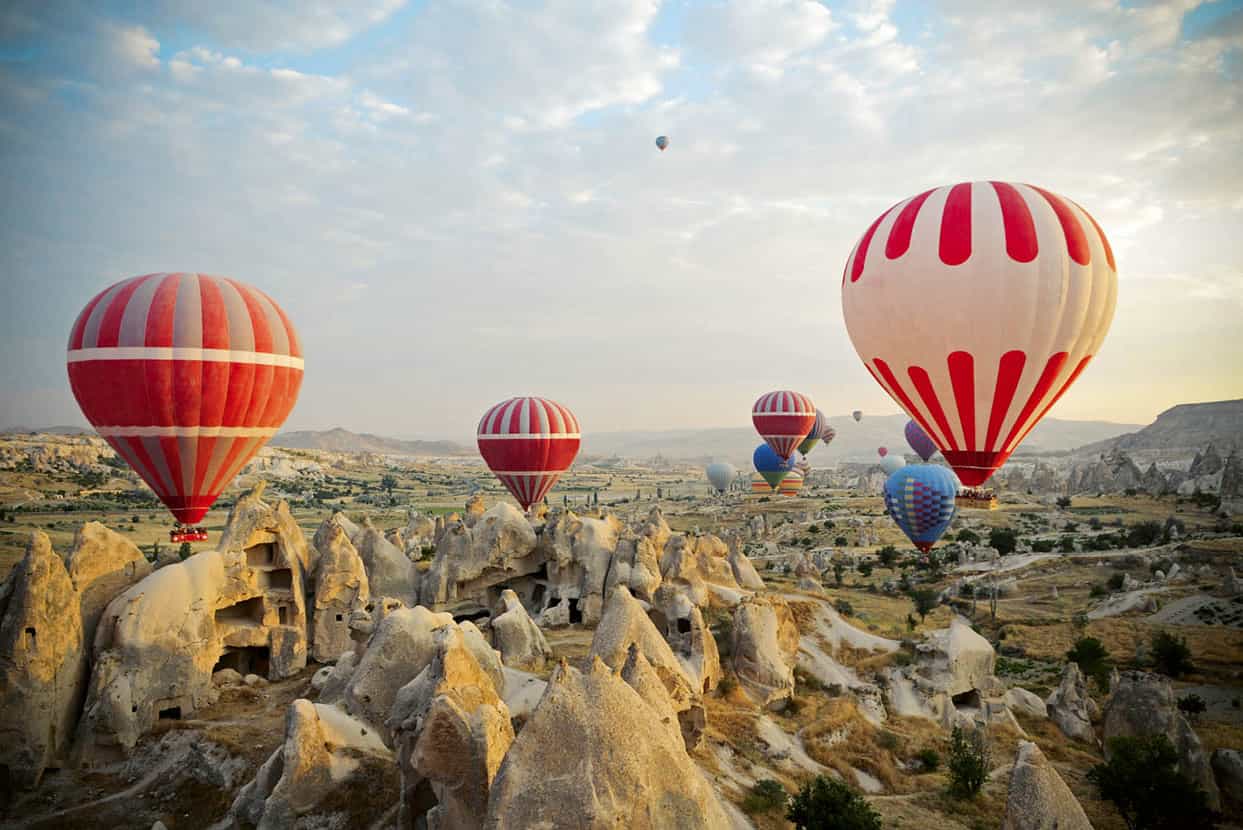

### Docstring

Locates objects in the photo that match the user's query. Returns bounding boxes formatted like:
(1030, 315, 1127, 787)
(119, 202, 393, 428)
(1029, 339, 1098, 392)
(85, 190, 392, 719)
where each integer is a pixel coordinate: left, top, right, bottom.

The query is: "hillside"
(270, 427, 469, 456)
(1076, 399, 1243, 455)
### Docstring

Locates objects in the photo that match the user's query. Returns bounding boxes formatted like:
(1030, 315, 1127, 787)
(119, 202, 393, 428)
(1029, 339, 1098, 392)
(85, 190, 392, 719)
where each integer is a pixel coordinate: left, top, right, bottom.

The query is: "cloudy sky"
(1, 0, 1241, 441)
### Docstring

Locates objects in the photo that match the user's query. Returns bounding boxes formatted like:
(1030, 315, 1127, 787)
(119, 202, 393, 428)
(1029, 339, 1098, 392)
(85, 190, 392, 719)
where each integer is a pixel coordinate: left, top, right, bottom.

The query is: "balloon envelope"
(478, 397, 580, 510)
(778, 471, 804, 496)
(750, 472, 772, 493)
(67, 273, 304, 525)
(753, 443, 795, 489)
(880, 455, 906, 475)
(706, 462, 737, 493)
(797, 408, 829, 455)
(842, 181, 1117, 486)
(753, 391, 816, 460)
(655, 135, 669, 150)
(852, 410, 863, 422)
(905, 419, 938, 462)
(883, 464, 958, 552)
(878, 446, 888, 458)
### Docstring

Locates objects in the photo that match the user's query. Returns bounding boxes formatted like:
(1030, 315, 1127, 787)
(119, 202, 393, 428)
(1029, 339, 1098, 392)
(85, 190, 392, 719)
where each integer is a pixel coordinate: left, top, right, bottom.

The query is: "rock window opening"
(568, 598, 582, 625)
(246, 542, 276, 567)
(158, 706, 182, 720)
(453, 609, 491, 624)
(24, 627, 35, 647)
(214, 646, 271, 678)
(259, 569, 293, 591)
(215, 597, 265, 626)
(951, 689, 982, 710)
(676, 618, 692, 634)
(530, 583, 546, 609)
(277, 606, 288, 625)
(336, 614, 344, 622)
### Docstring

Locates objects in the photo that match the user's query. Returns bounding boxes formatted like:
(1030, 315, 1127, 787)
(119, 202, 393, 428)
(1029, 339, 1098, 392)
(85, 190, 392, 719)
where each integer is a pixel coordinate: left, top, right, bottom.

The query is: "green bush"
(835, 599, 854, 617)
(877, 546, 899, 568)
(877, 730, 900, 751)
(717, 675, 736, 697)
(1031, 539, 1055, 553)
(1056, 496, 1072, 508)
(1089, 735, 1216, 830)
(1090, 583, 1107, 598)
(988, 528, 1018, 555)
(956, 528, 981, 544)
(1177, 693, 1207, 723)
(947, 725, 989, 799)
(1128, 521, 1163, 547)
(786, 775, 881, 830)
(1060, 536, 1077, 553)
(857, 562, 873, 577)
(1151, 631, 1194, 678)
(835, 536, 848, 546)
(916, 748, 940, 772)
(742, 779, 787, 814)
(1067, 637, 1113, 691)
(1107, 572, 1125, 591)
(910, 588, 940, 622)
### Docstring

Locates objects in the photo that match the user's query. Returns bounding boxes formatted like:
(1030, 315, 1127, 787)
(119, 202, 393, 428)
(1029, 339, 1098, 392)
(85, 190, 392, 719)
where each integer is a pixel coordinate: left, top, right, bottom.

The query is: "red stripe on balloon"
(984, 350, 1026, 452)
(907, 365, 959, 451)
(69, 287, 111, 350)
(144, 275, 179, 347)
(1030, 186, 1090, 266)
(990, 182, 1038, 263)
(95, 277, 146, 348)
(884, 189, 934, 259)
(871, 358, 929, 439)
(1071, 200, 1115, 271)
(939, 183, 973, 266)
(1000, 352, 1069, 452)
(1014, 354, 1093, 449)
(947, 351, 976, 450)
(849, 207, 892, 283)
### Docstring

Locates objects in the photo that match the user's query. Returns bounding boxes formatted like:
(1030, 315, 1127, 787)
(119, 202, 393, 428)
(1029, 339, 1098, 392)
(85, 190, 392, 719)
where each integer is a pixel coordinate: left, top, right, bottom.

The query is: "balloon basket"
(957, 489, 998, 510)
(170, 527, 209, 543)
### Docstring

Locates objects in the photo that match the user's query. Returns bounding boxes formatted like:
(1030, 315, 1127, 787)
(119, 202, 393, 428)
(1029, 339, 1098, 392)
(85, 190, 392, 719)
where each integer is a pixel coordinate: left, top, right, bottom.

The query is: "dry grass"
(1006, 616, 1243, 676)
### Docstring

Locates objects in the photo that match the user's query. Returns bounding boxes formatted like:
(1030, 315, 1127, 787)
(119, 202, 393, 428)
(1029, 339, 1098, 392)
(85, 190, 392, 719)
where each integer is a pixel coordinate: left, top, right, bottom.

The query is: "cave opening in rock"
(260, 568, 293, 591)
(951, 689, 982, 710)
(214, 645, 271, 677)
(245, 542, 276, 567)
(453, 608, 491, 624)
(215, 596, 265, 626)
(676, 617, 692, 634)
(568, 598, 582, 625)
(24, 627, 35, 647)
(530, 582, 546, 609)
(277, 605, 288, 625)
(158, 706, 182, 720)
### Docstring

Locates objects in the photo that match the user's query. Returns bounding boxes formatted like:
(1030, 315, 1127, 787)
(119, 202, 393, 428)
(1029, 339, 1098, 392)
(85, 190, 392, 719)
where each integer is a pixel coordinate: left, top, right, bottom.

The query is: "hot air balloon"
(880, 455, 906, 475)
(842, 181, 1117, 487)
(67, 273, 303, 540)
(852, 410, 863, 422)
(750, 473, 771, 493)
(797, 408, 829, 455)
(753, 443, 794, 490)
(706, 462, 737, 494)
(778, 471, 804, 496)
(883, 464, 958, 552)
(793, 452, 811, 478)
(477, 396, 580, 511)
(655, 135, 669, 151)
(753, 391, 816, 460)
(878, 447, 889, 458)
(904, 419, 937, 462)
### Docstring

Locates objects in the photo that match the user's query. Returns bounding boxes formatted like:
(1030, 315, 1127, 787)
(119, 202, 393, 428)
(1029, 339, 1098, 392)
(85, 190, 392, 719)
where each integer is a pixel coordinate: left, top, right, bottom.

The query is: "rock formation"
(660, 533, 739, 607)
(731, 594, 799, 708)
(1045, 663, 1097, 743)
(654, 588, 722, 695)
(0, 531, 85, 788)
(1001, 741, 1093, 830)
(490, 588, 551, 671)
(1212, 748, 1243, 803)
(354, 519, 418, 606)
(76, 485, 309, 760)
(620, 645, 683, 747)
(1102, 670, 1220, 809)
(484, 658, 733, 829)
(65, 521, 153, 652)
(310, 521, 370, 662)
(726, 536, 765, 591)
(1004, 687, 1048, 720)
(420, 503, 540, 613)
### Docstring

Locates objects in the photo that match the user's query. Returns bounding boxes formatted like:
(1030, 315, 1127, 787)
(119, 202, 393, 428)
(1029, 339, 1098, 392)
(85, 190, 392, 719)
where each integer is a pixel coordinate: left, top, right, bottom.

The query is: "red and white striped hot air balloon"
(842, 181, 1117, 487)
(752, 390, 816, 461)
(67, 273, 303, 528)
(477, 396, 580, 511)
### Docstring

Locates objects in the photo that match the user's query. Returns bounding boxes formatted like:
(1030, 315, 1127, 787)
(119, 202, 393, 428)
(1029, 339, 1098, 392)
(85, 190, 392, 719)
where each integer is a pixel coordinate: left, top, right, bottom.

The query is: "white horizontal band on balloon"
(93, 426, 282, 438)
(67, 347, 304, 368)
(752, 411, 815, 416)
(486, 470, 571, 476)
(477, 433, 582, 440)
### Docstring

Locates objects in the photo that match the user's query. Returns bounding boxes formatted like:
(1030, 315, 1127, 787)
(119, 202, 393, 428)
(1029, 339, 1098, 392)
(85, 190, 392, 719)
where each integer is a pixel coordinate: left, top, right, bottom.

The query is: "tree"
(835, 535, 848, 546)
(178, 542, 192, 561)
(1127, 521, 1163, 547)
(1107, 572, 1126, 591)
(742, 779, 787, 814)
(786, 775, 881, 830)
(947, 724, 990, 798)
(1060, 535, 1077, 553)
(877, 546, 899, 569)
(1151, 631, 1194, 678)
(380, 474, 398, 496)
(956, 528, 981, 544)
(1067, 637, 1114, 691)
(1057, 495, 1073, 508)
(988, 527, 1018, 555)
(833, 561, 845, 586)
(858, 561, 873, 577)
(910, 588, 939, 623)
(1088, 735, 1216, 830)
(1177, 693, 1207, 724)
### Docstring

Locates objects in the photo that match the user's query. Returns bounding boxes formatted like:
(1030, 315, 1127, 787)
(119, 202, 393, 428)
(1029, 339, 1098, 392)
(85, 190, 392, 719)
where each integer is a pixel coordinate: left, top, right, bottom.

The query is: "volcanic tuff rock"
(65, 521, 153, 652)
(420, 503, 540, 610)
(1102, 670, 1220, 809)
(916, 617, 996, 698)
(1213, 749, 1243, 803)
(1045, 663, 1097, 744)
(1004, 687, 1048, 720)
(310, 520, 370, 662)
(490, 588, 551, 671)
(653, 587, 722, 696)
(483, 658, 734, 829)
(725, 534, 765, 591)
(0, 531, 85, 788)
(660, 532, 739, 607)
(731, 594, 800, 708)
(354, 518, 418, 607)
(621, 645, 684, 747)
(540, 510, 623, 625)
(76, 485, 309, 760)
(390, 625, 514, 830)
(1001, 741, 1093, 830)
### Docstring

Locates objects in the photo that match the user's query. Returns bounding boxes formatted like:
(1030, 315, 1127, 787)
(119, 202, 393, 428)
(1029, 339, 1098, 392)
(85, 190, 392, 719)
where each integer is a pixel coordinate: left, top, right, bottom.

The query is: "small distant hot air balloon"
(67, 273, 304, 538)
(842, 181, 1117, 487)
(753, 391, 816, 460)
(904, 419, 937, 462)
(821, 425, 837, 447)
(883, 465, 958, 552)
(478, 397, 580, 511)
(778, 471, 804, 496)
(753, 443, 794, 490)
(878, 447, 888, 458)
(852, 410, 863, 422)
(797, 409, 829, 455)
(880, 455, 905, 475)
(655, 135, 669, 151)
(706, 462, 737, 494)
(750, 473, 771, 493)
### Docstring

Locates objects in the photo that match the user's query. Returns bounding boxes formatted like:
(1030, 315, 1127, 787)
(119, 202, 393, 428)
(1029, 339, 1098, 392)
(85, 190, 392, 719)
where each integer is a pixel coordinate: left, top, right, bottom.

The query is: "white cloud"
(108, 24, 160, 69)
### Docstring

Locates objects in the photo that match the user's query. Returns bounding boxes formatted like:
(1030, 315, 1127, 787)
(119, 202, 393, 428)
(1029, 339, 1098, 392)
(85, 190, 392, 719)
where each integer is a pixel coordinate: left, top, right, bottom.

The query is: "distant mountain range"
(269, 427, 470, 456)
(0, 425, 93, 436)
(1076, 399, 1243, 456)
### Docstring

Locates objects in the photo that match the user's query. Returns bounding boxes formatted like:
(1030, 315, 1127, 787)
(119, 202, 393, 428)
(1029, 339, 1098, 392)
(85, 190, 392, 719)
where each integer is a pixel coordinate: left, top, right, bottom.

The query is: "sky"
(1, 0, 1241, 442)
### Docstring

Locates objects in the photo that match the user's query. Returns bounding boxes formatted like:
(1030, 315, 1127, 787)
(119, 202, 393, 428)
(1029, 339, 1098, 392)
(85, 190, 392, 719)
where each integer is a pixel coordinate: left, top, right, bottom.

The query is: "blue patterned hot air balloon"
(753, 443, 794, 490)
(883, 465, 958, 552)
(655, 135, 669, 151)
(904, 419, 937, 462)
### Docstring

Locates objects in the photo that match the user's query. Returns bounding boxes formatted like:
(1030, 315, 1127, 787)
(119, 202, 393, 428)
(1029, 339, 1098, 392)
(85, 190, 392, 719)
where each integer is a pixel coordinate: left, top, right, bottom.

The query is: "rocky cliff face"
(1078, 399, 1243, 455)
